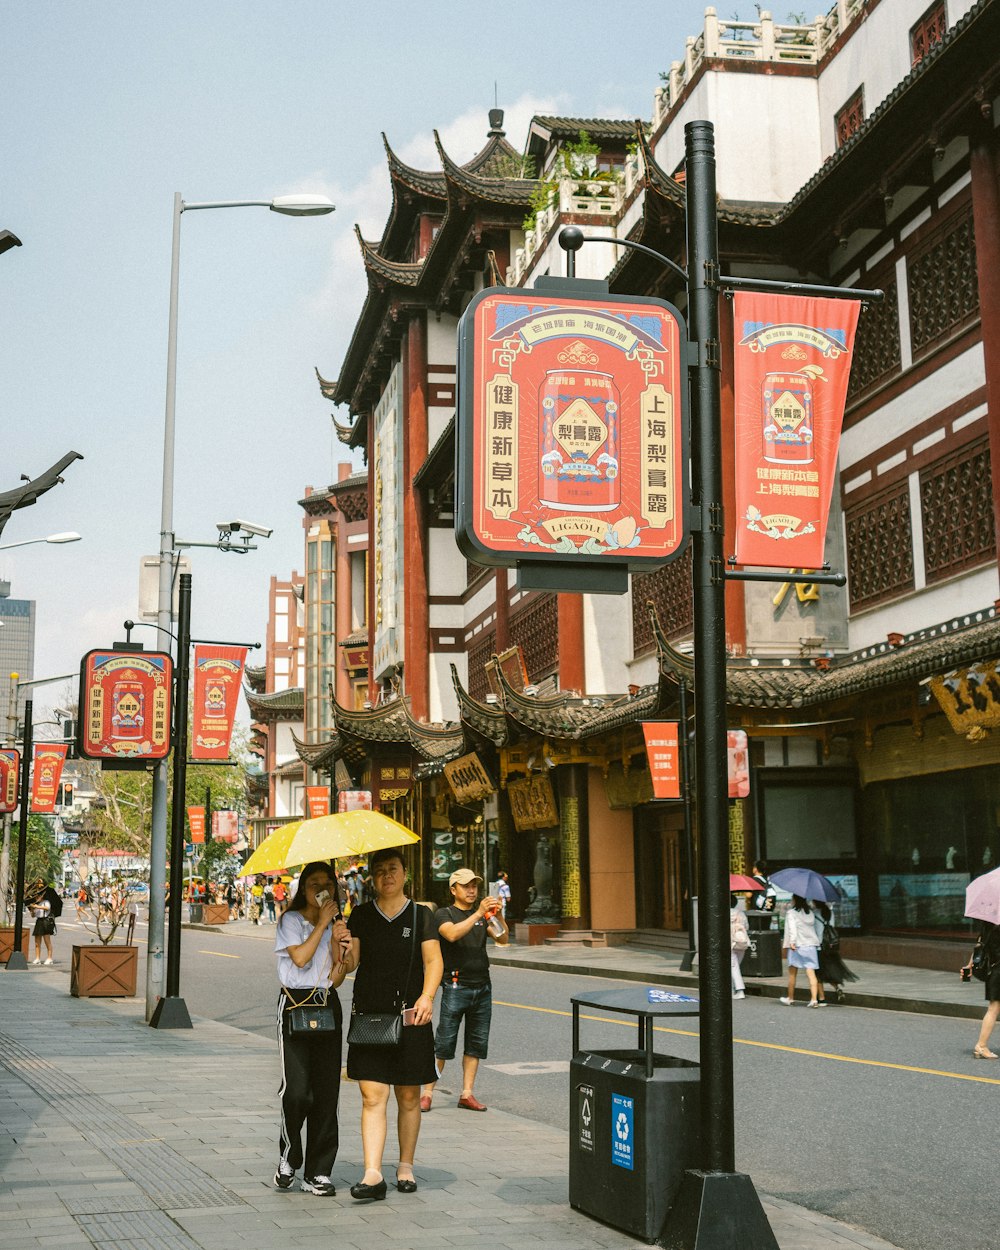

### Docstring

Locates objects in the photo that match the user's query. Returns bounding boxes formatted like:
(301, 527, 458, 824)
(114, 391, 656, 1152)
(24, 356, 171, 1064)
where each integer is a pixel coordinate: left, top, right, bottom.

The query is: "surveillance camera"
(227, 520, 273, 538)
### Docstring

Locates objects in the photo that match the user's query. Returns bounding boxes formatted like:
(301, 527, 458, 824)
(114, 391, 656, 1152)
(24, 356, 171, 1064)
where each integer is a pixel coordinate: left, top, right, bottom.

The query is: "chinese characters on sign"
(190, 645, 246, 760)
(78, 650, 173, 761)
(733, 291, 860, 568)
(187, 806, 206, 843)
(30, 744, 68, 814)
(0, 749, 19, 813)
(641, 721, 681, 799)
(457, 289, 687, 582)
(443, 752, 494, 803)
(507, 774, 559, 831)
(306, 786, 330, 818)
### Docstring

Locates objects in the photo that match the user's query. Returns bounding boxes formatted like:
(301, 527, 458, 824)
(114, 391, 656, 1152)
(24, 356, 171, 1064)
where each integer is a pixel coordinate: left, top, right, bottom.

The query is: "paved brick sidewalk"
(0, 967, 902, 1250)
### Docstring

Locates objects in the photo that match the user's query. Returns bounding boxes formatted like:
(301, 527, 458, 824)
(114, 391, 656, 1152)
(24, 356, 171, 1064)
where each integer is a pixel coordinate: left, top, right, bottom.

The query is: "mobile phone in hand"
(401, 1007, 418, 1026)
(315, 890, 330, 906)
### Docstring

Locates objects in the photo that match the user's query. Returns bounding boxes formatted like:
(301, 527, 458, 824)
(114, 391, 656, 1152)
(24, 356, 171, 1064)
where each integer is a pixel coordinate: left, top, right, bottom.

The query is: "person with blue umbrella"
(770, 869, 841, 1008)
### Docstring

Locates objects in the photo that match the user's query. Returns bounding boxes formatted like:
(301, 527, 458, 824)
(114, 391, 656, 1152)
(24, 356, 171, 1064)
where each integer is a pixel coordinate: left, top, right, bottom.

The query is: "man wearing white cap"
(420, 867, 507, 1112)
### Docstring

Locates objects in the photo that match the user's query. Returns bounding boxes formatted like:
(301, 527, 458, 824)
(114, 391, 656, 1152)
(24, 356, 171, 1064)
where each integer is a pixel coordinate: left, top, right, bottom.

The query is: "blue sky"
(2, 0, 760, 721)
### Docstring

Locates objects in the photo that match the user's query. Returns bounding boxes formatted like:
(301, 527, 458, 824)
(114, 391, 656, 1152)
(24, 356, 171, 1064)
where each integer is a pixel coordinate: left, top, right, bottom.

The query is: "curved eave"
(243, 687, 304, 720)
(436, 131, 536, 209)
(315, 367, 338, 401)
(450, 664, 507, 745)
(333, 694, 410, 742)
(355, 224, 425, 288)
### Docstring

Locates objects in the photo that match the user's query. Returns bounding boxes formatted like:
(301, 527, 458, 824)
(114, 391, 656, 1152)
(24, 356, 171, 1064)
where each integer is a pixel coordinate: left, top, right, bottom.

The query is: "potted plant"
(70, 874, 139, 997)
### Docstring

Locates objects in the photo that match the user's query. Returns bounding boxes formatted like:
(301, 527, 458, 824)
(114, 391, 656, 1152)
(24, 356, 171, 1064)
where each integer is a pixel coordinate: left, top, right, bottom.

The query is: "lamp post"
(0, 532, 82, 552)
(147, 190, 335, 1025)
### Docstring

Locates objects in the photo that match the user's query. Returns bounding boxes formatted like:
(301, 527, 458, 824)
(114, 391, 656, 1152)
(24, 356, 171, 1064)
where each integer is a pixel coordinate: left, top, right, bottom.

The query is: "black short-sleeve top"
(348, 899, 435, 1011)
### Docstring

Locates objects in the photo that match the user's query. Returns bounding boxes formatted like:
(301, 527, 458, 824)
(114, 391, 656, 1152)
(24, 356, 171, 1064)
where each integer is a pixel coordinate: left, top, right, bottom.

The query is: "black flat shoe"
(395, 1176, 418, 1193)
(350, 1178, 387, 1201)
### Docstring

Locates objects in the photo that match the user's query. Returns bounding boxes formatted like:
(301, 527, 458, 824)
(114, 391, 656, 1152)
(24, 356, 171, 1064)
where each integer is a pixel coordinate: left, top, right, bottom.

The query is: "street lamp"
(0, 532, 82, 552)
(148, 190, 334, 1029)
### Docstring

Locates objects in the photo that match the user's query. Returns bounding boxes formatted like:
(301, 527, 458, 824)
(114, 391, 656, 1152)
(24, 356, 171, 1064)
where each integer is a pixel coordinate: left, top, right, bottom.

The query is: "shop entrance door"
(635, 809, 687, 931)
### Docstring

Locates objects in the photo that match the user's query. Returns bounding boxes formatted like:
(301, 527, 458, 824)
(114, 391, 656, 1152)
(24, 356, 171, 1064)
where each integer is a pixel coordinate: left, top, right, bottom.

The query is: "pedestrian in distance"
(26, 877, 61, 965)
(781, 895, 824, 1006)
(264, 880, 277, 923)
(345, 846, 443, 1201)
(751, 859, 776, 918)
(814, 901, 858, 1003)
(273, 860, 352, 1196)
(249, 876, 265, 925)
(273, 878, 287, 915)
(966, 920, 1000, 1059)
(495, 870, 511, 919)
(730, 893, 749, 1000)
(421, 867, 508, 1113)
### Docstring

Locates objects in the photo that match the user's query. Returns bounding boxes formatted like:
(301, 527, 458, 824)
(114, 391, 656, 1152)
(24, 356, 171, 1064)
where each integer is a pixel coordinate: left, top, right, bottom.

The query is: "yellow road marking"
(197, 950, 240, 959)
(492, 999, 1000, 1087)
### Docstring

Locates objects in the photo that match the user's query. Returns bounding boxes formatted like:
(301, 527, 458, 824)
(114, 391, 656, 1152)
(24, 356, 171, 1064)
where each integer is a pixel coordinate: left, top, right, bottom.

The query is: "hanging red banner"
(0, 748, 20, 813)
(78, 650, 173, 760)
(727, 729, 750, 798)
(338, 790, 372, 813)
(733, 291, 860, 569)
(306, 786, 330, 818)
(187, 806, 206, 843)
(31, 743, 68, 814)
(642, 721, 681, 800)
(191, 645, 247, 760)
(212, 809, 239, 843)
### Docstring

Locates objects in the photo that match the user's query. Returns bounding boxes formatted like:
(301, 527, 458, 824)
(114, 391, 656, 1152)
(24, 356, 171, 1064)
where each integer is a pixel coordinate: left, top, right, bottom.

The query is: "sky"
(1, 0, 762, 725)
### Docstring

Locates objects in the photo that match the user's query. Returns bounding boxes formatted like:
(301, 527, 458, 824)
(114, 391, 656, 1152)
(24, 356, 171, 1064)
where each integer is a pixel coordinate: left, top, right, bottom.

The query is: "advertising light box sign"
(78, 650, 173, 761)
(457, 283, 688, 592)
(0, 749, 19, 813)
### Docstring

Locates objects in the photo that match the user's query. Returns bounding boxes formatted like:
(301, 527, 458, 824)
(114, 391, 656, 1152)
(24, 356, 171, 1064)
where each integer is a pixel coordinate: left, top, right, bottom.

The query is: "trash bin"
(743, 911, 782, 977)
(570, 987, 701, 1244)
(188, 902, 203, 924)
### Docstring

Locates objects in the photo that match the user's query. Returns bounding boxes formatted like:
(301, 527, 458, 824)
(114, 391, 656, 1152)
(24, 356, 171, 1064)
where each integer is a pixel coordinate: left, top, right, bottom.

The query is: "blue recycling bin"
(569, 987, 701, 1244)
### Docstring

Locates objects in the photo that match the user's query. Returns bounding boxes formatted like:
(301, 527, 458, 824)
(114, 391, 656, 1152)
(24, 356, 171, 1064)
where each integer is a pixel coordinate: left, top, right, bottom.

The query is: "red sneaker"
(457, 1093, 487, 1112)
(419, 1095, 432, 1112)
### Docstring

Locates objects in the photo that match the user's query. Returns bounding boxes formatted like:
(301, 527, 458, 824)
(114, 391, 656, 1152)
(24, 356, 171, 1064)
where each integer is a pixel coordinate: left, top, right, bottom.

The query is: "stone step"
(543, 929, 608, 947)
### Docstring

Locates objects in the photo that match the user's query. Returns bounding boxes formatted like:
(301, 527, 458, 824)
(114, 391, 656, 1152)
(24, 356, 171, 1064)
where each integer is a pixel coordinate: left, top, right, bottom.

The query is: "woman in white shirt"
(273, 861, 352, 1197)
(781, 895, 824, 1007)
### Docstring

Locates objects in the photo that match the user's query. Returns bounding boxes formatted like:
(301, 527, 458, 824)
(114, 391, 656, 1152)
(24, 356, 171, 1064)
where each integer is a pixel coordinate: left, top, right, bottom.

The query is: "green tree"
(23, 815, 62, 888)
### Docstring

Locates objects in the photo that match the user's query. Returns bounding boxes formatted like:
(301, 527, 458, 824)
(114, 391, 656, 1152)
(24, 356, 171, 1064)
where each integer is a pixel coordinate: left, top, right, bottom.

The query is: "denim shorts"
(434, 983, 492, 1060)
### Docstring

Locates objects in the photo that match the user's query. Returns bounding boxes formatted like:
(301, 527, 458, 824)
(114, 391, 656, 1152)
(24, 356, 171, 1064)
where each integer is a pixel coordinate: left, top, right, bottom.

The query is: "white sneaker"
(733, 991, 745, 1000)
(302, 1175, 336, 1196)
(31, 958, 41, 965)
(274, 1160, 295, 1190)
(807, 1000, 819, 1008)
(779, 996, 794, 1005)
(43, 958, 53, 965)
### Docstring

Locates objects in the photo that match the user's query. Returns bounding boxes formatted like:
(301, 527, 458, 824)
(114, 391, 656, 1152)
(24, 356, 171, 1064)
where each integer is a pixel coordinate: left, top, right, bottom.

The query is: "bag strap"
(281, 915, 333, 1009)
(400, 902, 419, 1009)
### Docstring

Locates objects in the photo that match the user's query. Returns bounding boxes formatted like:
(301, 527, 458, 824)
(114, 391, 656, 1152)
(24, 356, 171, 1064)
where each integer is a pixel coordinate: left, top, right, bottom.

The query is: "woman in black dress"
(346, 846, 442, 1200)
(972, 921, 1000, 1059)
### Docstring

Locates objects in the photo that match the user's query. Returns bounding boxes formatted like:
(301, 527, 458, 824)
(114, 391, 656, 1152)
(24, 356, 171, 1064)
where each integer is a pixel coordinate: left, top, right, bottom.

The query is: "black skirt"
(346, 1019, 436, 1086)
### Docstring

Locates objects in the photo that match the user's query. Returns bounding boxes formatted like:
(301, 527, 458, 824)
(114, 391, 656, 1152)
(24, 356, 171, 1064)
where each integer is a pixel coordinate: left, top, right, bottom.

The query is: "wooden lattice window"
(919, 439, 996, 583)
(847, 274, 901, 401)
(910, 1, 946, 65)
(845, 485, 914, 611)
(835, 88, 865, 148)
(907, 205, 979, 358)
(467, 558, 490, 587)
(509, 594, 559, 681)
(467, 628, 497, 702)
(632, 548, 694, 654)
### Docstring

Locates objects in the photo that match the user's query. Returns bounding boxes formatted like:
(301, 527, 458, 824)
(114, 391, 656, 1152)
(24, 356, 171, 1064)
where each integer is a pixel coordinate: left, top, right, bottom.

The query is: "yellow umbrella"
(240, 810, 418, 878)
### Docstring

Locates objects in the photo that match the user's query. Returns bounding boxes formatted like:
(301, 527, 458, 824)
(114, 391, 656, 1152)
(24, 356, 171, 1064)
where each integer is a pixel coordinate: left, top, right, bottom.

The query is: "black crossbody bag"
(282, 920, 338, 1035)
(347, 902, 418, 1048)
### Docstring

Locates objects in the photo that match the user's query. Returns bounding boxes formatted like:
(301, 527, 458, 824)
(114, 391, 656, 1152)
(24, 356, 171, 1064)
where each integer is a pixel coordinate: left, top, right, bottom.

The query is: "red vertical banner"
(733, 291, 860, 569)
(191, 645, 247, 760)
(641, 722, 681, 799)
(31, 744, 68, 814)
(306, 786, 330, 818)
(212, 810, 239, 843)
(0, 749, 20, 813)
(187, 806, 206, 843)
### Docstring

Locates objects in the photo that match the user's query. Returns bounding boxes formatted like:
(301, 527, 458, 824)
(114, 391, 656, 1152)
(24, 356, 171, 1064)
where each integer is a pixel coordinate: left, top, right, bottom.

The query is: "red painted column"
(970, 117, 1000, 569)
(367, 420, 377, 706)
(335, 499, 352, 709)
(405, 313, 430, 720)
(557, 594, 585, 693)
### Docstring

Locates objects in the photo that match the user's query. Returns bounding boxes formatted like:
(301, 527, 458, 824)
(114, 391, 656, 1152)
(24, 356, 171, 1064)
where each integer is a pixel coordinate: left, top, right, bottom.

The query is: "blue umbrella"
(769, 867, 841, 902)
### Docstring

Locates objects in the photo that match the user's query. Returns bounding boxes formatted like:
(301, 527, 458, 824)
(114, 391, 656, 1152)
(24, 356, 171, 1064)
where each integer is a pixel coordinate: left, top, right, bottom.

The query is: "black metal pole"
(5, 699, 32, 969)
(678, 677, 697, 971)
(150, 571, 193, 1028)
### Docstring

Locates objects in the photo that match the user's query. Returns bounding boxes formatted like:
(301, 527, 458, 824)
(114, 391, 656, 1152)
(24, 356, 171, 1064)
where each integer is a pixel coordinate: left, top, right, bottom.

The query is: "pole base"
(678, 949, 696, 972)
(658, 1170, 778, 1250)
(4, 951, 28, 970)
(149, 996, 193, 1029)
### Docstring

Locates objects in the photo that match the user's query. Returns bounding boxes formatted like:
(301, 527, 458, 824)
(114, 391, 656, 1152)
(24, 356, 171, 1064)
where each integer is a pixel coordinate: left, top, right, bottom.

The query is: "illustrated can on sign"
(204, 679, 226, 719)
(539, 370, 620, 512)
(762, 372, 813, 463)
(110, 681, 145, 740)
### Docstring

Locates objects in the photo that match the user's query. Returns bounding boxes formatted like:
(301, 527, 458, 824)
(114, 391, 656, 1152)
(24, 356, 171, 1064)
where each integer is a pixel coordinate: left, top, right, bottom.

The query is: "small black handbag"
(283, 987, 337, 1035)
(347, 904, 417, 1049)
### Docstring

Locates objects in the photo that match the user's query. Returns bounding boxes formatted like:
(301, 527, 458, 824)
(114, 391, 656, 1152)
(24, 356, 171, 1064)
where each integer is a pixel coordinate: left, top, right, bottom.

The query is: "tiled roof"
(338, 627, 368, 648)
(355, 226, 424, 287)
(531, 116, 638, 139)
(462, 131, 523, 177)
(243, 687, 304, 718)
(436, 132, 536, 207)
(382, 133, 448, 200)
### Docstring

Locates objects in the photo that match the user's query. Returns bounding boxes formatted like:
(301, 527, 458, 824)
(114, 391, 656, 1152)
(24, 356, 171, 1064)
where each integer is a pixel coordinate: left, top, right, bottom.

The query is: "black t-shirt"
(348, 899, 435, 1011)
(435, 904, 490, 988)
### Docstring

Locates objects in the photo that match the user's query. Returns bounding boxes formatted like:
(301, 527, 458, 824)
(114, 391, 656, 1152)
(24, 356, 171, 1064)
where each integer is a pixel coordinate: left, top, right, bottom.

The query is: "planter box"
(0, 926, 30, 963)
(201, 903, 229, 925)
(70, 944, 138, 997)
(511, 922, 560, 946)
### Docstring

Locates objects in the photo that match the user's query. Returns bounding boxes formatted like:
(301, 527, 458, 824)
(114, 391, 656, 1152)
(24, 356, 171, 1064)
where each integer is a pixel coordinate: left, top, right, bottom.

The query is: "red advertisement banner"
(337, 790, 372, 813)
(733, 291, 860, 569)
(0, 749, 20, 814)
(727, 729, 750, 798)
(642, 722, 681, 800)
(191, 645, 246, 760)
(306, 786, 330, 818)
(78, 650, 173, 760)
(31, 743, 68, 814)
(188, 806, 206, 843)
(458, 288, 688, 573)
(212, 810, 239, 843)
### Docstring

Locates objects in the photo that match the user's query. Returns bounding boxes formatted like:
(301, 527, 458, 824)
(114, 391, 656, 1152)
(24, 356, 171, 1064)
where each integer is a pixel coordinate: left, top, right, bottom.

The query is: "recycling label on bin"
(611, 1094, 634, 1171)
(577, 1084, 594, 1154)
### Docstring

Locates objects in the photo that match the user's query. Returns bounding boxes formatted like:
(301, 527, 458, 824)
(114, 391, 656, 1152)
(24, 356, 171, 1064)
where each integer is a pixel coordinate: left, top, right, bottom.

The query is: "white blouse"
(783, 906, 822, 950)
(274, 910, 334, 990)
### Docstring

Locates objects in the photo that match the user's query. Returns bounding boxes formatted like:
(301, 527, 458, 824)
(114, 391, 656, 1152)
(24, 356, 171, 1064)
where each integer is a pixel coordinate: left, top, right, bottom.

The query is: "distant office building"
(0, 580, 35, 737)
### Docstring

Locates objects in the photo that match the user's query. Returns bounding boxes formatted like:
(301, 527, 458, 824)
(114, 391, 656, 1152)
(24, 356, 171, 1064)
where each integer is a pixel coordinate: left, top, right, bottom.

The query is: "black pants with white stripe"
(277, 993, 343, 1178)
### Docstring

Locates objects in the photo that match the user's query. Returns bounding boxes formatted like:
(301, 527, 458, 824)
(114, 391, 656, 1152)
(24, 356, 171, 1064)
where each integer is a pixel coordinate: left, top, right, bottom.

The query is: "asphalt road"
(41, 915, 997, 1250)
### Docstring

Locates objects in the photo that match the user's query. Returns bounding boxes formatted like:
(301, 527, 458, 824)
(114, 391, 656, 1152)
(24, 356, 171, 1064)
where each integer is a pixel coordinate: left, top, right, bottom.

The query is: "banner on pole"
(733, 291, 860, 569)
(78, 650, 173, 760)
(0, 748, 20, 813)
(212, 809, 239, 843)
(337, 790, 372, 813)
(191, 645, 247, 759)
(641, 722, 681, 799)
(31, 743, 68, 813)
(727, 729, 750, 798)
(187, 806, 206, 843)
(306, 786, 331, 818)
